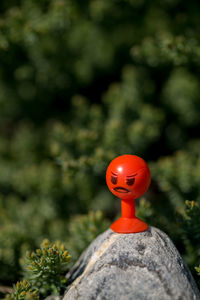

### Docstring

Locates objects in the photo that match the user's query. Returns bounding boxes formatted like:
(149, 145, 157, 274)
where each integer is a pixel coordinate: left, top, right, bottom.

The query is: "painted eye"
(111, 176, 117, 184)
(126, 178, 135, 186)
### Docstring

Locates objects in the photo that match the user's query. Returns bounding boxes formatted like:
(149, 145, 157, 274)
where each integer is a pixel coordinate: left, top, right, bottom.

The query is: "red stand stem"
(121, 198, 135, 218)
(110, 198, 148, 233)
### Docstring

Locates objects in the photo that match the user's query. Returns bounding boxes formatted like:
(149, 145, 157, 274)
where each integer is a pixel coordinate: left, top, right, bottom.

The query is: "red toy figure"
(106, 155, 151, 233)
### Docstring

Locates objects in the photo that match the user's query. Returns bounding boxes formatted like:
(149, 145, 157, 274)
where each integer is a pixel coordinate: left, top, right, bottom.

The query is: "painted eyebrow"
(126, 173, 138, 178)
(111, 171, 118, 176)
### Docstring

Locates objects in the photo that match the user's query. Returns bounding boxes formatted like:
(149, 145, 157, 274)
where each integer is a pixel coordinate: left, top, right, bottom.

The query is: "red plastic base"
(110, 217, 148, 233)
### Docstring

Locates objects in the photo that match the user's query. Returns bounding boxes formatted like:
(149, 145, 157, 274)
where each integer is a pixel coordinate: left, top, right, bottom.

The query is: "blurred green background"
(0, 0, 200, 291)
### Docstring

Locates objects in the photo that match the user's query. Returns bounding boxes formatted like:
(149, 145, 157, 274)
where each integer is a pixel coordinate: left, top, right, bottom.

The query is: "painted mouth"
(113, 187, 130, 193)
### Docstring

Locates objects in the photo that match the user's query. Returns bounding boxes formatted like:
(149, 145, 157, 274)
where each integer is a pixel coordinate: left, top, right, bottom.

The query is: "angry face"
(106, 155, 151, 200)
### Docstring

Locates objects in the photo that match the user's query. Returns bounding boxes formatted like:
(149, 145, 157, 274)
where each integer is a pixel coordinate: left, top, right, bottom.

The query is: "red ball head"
(106, 155, 151, 234)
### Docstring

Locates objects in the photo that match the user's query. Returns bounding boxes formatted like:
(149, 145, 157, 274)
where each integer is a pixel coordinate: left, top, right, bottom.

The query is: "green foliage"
(136, 198, 156, 225)
(5, 280, 39, 300)
(195, 265, 200, 287)
(5, 240, 70, 299)
(22, 240, 70, 297)
(0, 0, 200, 293)
(195, 266, 200, 276)
(178, 201, 200, 268)
(181, 201, 200, 242)
(183, 200, 200, 286)
(4, 213, 109, 299)
(68, 211, 109, 263)
(151, 150, 200, 210)
(131, 34, 200, 67)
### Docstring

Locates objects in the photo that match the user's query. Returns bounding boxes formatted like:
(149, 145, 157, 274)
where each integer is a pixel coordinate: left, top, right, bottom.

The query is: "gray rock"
(64, 227, 200, 300)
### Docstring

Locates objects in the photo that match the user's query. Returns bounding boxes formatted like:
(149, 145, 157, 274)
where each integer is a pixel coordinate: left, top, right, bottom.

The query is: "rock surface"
(64, 227, 200, 300)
